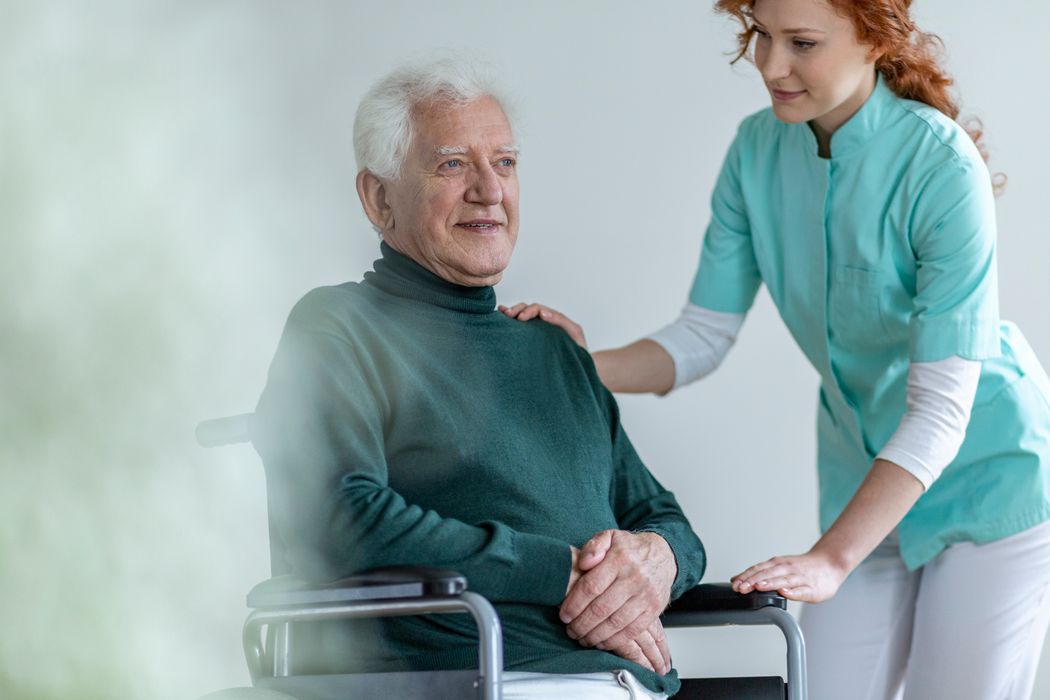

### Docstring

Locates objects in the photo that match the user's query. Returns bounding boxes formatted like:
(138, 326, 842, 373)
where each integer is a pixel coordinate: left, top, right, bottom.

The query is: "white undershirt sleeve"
(876, 356, 982, 490)
(645, 303, 745, 390)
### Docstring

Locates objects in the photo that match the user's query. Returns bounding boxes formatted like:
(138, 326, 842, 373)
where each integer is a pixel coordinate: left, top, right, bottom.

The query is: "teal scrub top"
(690, 74, 1050, 569)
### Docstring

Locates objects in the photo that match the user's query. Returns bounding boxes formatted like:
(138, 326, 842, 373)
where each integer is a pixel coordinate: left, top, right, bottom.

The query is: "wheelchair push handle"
(196, 413, 254, 447)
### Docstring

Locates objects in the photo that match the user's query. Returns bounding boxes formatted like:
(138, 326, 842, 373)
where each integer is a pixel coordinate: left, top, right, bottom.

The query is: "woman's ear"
(357, 170, 394, 232)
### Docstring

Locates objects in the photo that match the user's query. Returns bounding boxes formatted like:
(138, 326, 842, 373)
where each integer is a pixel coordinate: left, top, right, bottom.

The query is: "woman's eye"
(794, 39, 816, 50)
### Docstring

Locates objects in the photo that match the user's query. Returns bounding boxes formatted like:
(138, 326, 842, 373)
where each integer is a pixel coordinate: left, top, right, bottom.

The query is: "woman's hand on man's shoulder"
(498, 302, 588, 349)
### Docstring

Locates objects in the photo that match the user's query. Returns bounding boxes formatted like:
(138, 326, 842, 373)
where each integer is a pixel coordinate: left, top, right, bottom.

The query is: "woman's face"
(750, 0, 878, 137)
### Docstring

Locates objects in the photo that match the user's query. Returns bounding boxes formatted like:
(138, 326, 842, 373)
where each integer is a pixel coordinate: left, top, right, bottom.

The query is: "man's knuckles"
(584, 599, 614, 622)
(576, 575, 608, 599)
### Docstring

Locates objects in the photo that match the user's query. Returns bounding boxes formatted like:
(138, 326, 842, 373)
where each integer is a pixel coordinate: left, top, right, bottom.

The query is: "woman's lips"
(771, 88, 806, 102)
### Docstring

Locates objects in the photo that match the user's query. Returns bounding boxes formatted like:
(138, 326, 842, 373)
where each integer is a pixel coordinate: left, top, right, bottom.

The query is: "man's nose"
(466, 162, 503, 206)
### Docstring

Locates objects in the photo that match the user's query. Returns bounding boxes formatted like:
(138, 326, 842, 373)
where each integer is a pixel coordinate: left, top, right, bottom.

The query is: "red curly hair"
(715, 0, 1003, 190)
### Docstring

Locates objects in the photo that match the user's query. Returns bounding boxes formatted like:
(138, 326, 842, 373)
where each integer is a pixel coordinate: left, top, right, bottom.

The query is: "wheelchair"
(198, 413, 807, 700)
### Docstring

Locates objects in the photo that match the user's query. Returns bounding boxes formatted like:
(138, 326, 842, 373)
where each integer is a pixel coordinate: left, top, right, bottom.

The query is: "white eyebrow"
(435, 144, 521, 156)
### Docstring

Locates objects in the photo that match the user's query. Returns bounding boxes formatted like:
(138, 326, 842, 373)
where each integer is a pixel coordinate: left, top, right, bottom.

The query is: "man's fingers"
(560, 561, 617, 623)
(578, 596, 648, 648)
(578, 548, 606, 570)
(593, 607, 659, 653)
(650, 621, 671, 674)
(566, 580, 634, 642)
(579, 530, 614, 571)
(630, 630, 668, 676)
(592, 604, 670, 657)
(607, 640, 654, 673)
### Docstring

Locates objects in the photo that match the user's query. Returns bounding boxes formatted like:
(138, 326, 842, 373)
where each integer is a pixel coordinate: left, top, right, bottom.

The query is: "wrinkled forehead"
(409, 96, 517, 157)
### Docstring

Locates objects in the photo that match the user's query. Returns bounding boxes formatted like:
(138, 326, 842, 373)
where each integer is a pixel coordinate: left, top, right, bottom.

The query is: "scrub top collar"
(804, 71, 896, 160)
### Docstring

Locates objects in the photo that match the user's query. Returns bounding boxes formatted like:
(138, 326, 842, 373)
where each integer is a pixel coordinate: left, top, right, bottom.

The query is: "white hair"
(353, 57, 512, 180)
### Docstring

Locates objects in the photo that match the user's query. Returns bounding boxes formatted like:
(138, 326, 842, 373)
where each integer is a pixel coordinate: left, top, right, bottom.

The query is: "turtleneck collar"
(803, 71, 898, 160)
(363, 241, 498, 314)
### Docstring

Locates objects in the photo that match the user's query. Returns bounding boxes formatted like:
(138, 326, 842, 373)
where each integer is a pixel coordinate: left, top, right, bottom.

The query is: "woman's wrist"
(808, 536, 862, 578)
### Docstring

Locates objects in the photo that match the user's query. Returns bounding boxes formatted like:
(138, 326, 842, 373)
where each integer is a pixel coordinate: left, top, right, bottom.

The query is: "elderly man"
(253, 59, 705, 699)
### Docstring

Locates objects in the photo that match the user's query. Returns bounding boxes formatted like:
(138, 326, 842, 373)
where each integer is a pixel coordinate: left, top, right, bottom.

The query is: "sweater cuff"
(499, 532, 572, 605)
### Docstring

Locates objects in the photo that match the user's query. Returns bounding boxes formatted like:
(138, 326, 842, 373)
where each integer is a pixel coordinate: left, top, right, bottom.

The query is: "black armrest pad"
(247, 566, 467, 609)
(663, 582, 786, 615)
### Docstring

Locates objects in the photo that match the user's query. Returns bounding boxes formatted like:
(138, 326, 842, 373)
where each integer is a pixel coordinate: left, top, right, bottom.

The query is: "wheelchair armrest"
(662, 582, 786, 623)
(247, 566, 467, 609)
(661, 584, 807, 700)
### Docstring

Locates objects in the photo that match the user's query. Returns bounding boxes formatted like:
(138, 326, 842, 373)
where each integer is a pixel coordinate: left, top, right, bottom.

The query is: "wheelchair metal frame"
(243, 592, 502, 698)
(199, 413, 807, 700)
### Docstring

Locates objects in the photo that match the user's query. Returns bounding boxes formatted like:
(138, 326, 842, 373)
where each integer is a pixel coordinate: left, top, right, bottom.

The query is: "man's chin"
(458, 259, 509, 287)
(451, 241, 515, 286)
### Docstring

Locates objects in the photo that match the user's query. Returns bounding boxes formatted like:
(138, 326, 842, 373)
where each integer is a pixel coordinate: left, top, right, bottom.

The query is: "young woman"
(504, 1, 1050, 697)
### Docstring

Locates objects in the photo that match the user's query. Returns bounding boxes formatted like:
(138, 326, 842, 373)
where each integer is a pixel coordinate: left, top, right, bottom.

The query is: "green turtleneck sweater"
(253, 243, 705, 695)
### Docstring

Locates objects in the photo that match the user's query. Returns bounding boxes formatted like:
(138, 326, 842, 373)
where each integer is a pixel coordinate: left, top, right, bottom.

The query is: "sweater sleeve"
(253, 296, 571, 606)
(594, 376, 706, 600)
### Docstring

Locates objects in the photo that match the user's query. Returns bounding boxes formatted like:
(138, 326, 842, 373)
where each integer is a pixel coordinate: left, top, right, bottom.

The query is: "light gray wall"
(3, 1, 1048, 698)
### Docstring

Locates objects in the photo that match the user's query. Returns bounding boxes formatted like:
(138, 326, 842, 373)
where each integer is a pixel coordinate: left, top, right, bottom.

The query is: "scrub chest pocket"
(828, 265, 889, 349)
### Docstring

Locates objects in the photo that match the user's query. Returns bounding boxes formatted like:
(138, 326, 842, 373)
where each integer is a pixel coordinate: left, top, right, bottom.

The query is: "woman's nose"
(757, 42, 791, 82)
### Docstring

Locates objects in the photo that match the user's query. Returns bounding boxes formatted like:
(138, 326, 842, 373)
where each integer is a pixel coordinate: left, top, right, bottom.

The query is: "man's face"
(379, 96, 519, 287)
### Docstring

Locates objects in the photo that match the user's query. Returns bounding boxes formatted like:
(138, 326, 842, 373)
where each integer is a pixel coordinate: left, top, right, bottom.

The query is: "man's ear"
(357, 170, 394, 232)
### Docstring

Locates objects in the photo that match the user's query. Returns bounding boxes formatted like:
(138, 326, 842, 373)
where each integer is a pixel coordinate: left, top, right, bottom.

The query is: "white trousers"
(199, 672, 667, 700)
(501, 670, 667, 699)
(801, 519, 1050, 700)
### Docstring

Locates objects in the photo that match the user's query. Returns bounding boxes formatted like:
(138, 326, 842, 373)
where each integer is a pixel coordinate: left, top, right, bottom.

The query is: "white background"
(3, 1, 1048, 698)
